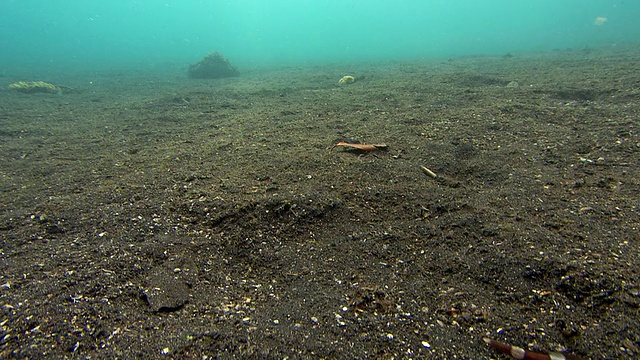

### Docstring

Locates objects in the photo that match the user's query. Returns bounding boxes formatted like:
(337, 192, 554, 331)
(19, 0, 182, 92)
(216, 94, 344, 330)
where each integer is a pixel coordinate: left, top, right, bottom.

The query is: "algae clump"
(338, 75, 355, 84)
(188, 52, 240, 79)
(9, 81, 60, 94)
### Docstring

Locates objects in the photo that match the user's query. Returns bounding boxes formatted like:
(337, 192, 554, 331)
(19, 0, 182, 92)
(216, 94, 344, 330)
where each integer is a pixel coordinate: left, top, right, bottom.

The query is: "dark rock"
(143, 266, 189, 312)
(188, 52, 239, 79)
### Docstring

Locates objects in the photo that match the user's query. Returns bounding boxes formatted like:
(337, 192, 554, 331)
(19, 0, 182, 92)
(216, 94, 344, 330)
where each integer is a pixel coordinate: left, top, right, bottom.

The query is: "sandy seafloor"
(1, 45, 639, 359)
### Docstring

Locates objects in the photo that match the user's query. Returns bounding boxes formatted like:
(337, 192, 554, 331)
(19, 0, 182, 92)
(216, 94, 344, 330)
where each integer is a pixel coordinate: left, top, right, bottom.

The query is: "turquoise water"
(0, 0, 638, 70)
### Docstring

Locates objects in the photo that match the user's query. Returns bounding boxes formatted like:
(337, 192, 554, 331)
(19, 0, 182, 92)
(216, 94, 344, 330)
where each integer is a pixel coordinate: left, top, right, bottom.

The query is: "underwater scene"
(1, 1, 639, 358)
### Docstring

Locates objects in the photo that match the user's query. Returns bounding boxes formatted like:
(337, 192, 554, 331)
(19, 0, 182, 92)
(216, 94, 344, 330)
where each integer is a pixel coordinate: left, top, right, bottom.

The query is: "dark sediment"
(1, 45, 639, 359)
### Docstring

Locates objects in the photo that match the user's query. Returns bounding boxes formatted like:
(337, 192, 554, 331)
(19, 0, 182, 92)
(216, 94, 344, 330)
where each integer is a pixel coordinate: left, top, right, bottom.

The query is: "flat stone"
(144, 266, 189, 312)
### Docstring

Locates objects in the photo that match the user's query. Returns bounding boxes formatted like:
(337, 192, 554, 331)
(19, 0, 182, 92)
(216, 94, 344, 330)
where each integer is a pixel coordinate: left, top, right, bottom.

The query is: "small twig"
(330, 141, 388, 152)
(56, 85, 80, 93)
(420, 165, 438, 178)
